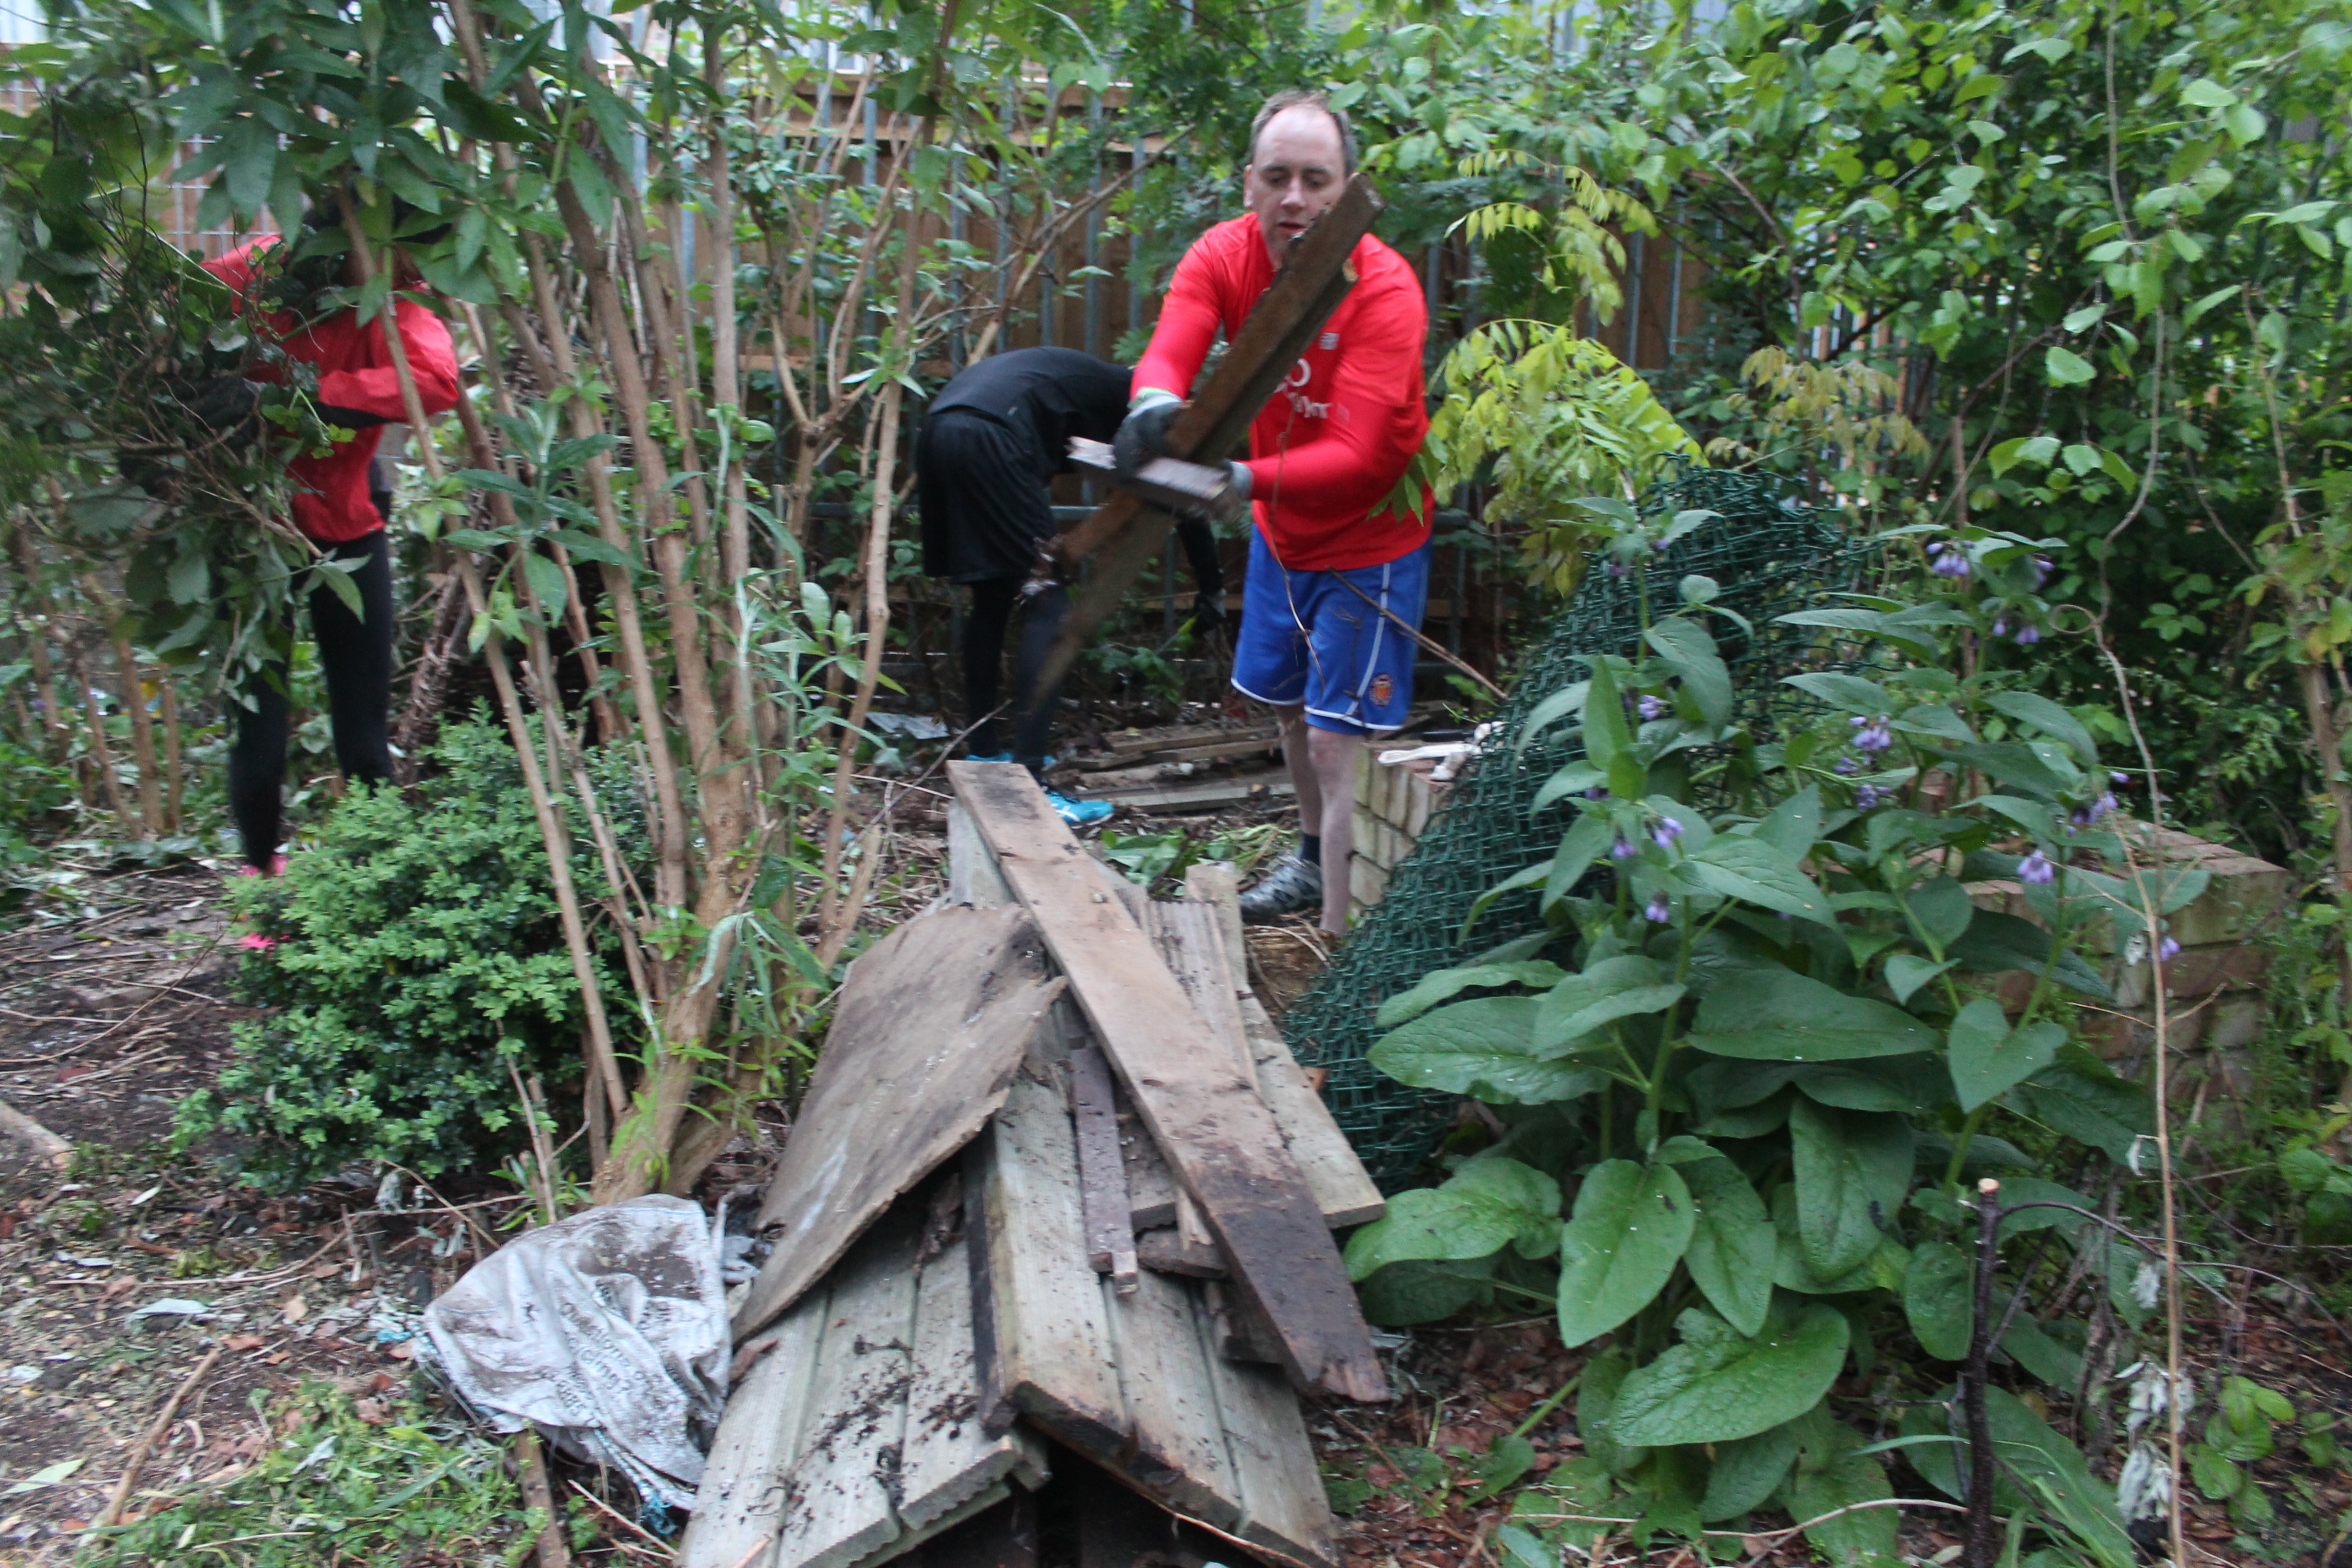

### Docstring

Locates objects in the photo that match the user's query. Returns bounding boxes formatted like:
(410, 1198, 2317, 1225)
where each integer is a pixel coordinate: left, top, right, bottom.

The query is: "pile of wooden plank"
(679, 761, 1388, 1568)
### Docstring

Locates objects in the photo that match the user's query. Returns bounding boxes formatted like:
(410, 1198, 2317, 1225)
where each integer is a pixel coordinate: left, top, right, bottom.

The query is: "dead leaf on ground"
(222, 1334, 265, 1352)
(280, 1294, 306, 1325)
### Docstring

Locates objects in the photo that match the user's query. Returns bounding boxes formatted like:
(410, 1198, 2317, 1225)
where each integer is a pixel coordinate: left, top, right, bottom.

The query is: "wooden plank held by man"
(1028, 173, 1383, 698)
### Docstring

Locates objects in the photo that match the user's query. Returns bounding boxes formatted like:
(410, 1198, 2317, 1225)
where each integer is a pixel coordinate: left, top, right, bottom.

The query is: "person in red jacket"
(1118, 89, 1431, 932)
(194, 210, 460, 874)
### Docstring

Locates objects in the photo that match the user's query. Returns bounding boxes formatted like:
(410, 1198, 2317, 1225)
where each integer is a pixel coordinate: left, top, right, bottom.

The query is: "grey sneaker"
(1239, 852, 1324, 923)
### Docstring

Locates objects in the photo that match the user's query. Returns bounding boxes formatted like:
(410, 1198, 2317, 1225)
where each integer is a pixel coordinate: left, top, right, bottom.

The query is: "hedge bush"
(178, 717, 638, 1188)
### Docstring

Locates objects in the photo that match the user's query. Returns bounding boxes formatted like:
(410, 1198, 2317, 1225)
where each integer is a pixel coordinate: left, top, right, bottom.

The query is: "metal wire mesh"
(1282, 459, 1875, 1191)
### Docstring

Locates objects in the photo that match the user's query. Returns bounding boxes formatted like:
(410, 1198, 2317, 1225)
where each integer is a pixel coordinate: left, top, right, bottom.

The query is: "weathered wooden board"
(1135, 1227, 1227, 1279)
(684, 1276, 831, 1568)
(1118, 1099, 1179, 1232)
(1199, 1329, 1340, 1568)
(1145, 900, 1257, 1091)
(1095, 776, 1295, 815)
(1066, 1046, 1138, 1293)
(899, 1205, 1051, 1535)
(683, 1201, 1049, 1568)
(1185, 864, 1385, 1231)
(965, 1044, 1341, 1568)
(967, 1062, 1129, 1450)
(949, 801, 1016, 908)
(734, 907, 1064, 1340)
(948, 760, 1385, 1403)
(774, 1212, 923, 1568)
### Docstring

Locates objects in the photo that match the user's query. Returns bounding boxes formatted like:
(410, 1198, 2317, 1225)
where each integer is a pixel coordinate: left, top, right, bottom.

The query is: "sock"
(1300, 834, 1322, 868)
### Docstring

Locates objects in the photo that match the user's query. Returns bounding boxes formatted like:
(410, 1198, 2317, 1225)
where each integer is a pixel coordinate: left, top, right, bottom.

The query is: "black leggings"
(227, 530, 396, 869)
(962, 577, 1068, 771)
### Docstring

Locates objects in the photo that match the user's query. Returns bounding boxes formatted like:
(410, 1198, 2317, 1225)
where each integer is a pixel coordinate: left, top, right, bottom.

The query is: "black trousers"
(227, 529, 396, 869)
(962, 578, 1068, 771)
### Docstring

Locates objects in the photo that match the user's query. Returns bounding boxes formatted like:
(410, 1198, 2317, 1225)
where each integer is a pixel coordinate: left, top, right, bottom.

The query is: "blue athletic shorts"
(1231, 530, 1431, 734)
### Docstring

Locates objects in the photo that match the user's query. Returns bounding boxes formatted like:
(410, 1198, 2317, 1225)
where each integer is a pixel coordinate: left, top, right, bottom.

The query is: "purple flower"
(1929, 540, 1972, 578)
(2018, 850, 2055, 885)
(1611, 836, 1636, 860)
(1644, 894, 1672, 923)
(2111, 770, 2130, 784)
(1651, 816, 1683, 851)
(1833, 755, 1861, 776)
(2030, 555, 2053, 587)
(1851, 716, 1894, 754)
(1585, 786, 1609, 800)
(2013, 624, 2042, 645)
(1652, 538, 1671, 555)
(1637, 695, 1668, 721)
(1991, 619, 2008, 637)
(2157, 935, 2181, 961)
(2069, 792, 2117, 829)
(1856, 783, 1883, 809)
(1605, 560, 1629, 578)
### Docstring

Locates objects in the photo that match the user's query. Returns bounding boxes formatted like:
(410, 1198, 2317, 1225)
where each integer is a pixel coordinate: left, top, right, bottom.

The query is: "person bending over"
(1118, 89, 1431, 930)
(194, 205, 459, 873)
(918, 345, 1224, 827)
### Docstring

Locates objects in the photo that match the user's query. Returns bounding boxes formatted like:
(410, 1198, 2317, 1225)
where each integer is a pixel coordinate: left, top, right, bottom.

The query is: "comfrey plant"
(1345, 524, 2208, 1565)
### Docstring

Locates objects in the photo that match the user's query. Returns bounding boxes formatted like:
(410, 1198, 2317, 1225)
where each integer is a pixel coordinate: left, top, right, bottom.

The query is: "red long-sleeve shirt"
(203, 237, 461, 543)
(1132, 216, 1431, 571)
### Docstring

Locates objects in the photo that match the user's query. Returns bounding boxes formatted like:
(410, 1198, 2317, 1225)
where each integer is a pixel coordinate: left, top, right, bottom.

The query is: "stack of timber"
(680, 762, 1387, 1568)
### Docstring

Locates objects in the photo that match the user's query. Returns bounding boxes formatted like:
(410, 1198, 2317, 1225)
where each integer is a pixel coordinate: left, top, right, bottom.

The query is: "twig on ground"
(1, 1094, 73, 1169)
(94, 1342, 225, 1528)
(1733, 1498, 1969, 1566)
(567, 1479, 681, 1557)
(515, 1430, 573, 1568)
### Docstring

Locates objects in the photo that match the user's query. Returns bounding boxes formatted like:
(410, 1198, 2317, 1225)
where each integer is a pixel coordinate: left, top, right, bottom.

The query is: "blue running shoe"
(1045, 789, 1112, 826)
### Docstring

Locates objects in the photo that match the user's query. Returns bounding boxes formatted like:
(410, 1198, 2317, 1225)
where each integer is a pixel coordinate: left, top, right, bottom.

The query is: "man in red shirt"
(194, 210, 460, 873)
(1119, 90, 1431, 932)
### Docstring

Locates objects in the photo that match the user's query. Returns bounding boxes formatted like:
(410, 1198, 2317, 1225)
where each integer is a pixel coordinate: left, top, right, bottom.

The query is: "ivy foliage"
(1348, 520, 2196, 1561)
(176, 719, 641, 1188)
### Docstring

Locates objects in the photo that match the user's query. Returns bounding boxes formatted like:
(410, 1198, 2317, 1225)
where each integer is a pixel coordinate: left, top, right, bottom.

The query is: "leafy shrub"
(177, 717, 638, 1188)
(1346, 518, 2196, 1564)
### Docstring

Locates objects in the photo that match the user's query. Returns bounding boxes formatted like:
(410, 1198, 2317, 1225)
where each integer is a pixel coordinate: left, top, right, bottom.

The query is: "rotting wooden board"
(1081, 725, 1279, 769)
(949, 801, 1015, 908)
(1096, 775, 1295, 815)
(1144, 900, 1256, 1090)
(682, 1201, 1049, 1568)
(733, 907, 1064, 1340)
(1119, 1099, 1179, 1231)
(949, 760, 1385, 1403)
(967, 1063, 1130, 1450)
(965, 1048, 1340, 1568)
(1185, 864, 1385, 1232)
(1066, 1046, 1139, 1293)
(1135, 1228, 1226, 1279)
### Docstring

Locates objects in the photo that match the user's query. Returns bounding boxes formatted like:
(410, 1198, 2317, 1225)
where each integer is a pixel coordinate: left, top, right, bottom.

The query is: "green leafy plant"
(79, 1381, 538, 1567)
(175, 718, 640, 1188)
(1346, 518, 2201, 1562)
(2188, 1375, 2295, 1528)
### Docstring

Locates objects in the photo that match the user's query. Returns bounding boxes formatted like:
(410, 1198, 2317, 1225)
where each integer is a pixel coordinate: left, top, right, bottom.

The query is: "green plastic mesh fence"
(1282, 460, 1877, 1191)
